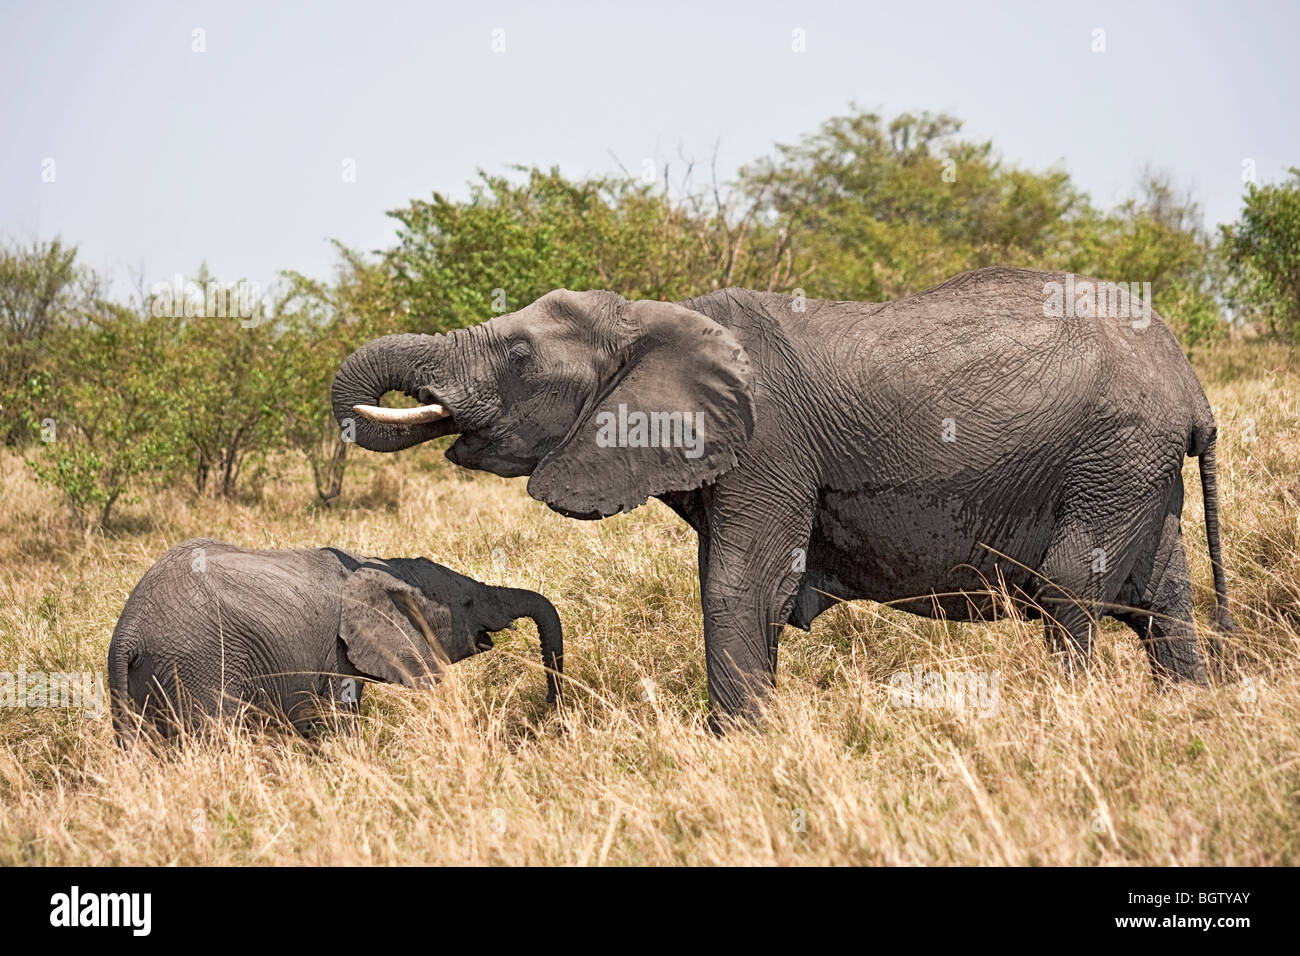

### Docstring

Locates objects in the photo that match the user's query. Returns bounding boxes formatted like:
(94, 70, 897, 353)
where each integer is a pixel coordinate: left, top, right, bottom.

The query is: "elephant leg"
(700, 487, 815, 729)
(1033, 516, 1130, 676)
(697, 529, 710, 603)
(1114, 512, 1208, 683)
(150, 668, 224, 738)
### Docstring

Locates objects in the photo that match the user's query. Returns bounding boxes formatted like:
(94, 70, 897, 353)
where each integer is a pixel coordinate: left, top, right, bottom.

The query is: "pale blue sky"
(2, 0, 1297, 295)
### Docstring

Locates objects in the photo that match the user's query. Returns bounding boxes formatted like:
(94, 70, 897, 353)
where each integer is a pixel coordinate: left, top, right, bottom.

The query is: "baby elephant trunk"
(498, 588, 564, 703)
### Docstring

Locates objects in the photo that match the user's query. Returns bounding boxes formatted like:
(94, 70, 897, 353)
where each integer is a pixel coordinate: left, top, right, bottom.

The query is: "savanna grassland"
(0, 343, 1297, 866)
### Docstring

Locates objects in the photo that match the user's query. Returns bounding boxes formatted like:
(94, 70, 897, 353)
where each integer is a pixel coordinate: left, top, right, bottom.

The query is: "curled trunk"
(331, 333, 455, 452)
(497, 587, 564, 702)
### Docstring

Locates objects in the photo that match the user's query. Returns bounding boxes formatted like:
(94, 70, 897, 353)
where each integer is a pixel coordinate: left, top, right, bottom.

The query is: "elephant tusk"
(352, 403, 451, 426)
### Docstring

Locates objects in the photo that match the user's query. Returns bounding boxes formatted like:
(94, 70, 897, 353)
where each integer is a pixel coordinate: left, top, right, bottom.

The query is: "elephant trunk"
(331, 333, 457, 452)
(498, 587, 564, 703)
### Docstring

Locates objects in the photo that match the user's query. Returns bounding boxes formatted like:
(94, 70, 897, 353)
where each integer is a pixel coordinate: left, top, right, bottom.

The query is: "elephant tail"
(108, 626, 143, 745)
(1194, 431, 1237, 634)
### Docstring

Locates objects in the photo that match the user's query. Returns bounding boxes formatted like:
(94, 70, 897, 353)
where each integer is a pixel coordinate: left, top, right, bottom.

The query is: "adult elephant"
(332, 267, 1236, 726)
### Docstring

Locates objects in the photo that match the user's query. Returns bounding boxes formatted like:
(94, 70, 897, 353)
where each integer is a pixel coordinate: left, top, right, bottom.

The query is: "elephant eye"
(507, 340, 532, 369)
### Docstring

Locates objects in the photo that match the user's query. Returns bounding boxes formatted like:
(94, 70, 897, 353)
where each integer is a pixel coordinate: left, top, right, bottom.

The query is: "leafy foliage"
(0, 239, 95, 444)
(159, 273, 289, 499)
(24, 304, 180, 533)
(1220, 168, 1300, 340)
(384, 164, 808, 331)
(741, 110, 1091, 300)
(279, 245, 406, 505)
(1073, 170, 1223, 345)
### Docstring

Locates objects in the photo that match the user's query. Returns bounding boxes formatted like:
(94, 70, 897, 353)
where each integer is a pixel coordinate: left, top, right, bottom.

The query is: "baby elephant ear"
(339, 566, 454, 688)
(528, 298, 754, 518)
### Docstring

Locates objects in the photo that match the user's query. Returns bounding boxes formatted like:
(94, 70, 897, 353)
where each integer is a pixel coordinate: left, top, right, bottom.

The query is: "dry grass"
(0, 342, 1297, 865)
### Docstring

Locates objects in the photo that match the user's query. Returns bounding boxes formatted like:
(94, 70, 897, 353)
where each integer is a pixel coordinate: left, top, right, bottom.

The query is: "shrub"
(1220, 168, 1300, 340)
(23, 305, 180, 534)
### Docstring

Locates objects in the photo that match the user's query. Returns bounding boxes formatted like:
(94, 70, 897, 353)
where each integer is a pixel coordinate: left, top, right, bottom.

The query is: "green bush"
(24, 305, 181, 534)
(0, 239, 93, 445)
(278, 246, 405, 505)
(1220, 168, 1300, 339)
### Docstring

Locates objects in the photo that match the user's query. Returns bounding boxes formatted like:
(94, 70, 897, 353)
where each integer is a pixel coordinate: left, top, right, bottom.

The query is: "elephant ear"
(338, 566, 453, 688)
(528, 298, 754, 518)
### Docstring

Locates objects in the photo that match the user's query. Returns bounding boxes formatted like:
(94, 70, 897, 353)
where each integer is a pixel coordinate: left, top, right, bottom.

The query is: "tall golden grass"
(0, 342, 1296, 865)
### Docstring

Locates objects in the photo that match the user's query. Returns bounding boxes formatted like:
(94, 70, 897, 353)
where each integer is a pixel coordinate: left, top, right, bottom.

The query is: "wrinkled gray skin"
(109, 538, 562, 742)
(332, 267, 1236, 727)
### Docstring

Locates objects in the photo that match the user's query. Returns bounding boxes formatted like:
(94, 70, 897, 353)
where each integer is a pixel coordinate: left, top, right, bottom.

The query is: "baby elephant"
(109, 538, 563, 742)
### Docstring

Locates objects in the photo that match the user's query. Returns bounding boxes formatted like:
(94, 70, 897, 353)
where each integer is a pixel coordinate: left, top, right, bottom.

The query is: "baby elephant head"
(338, 559, 563, 701)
